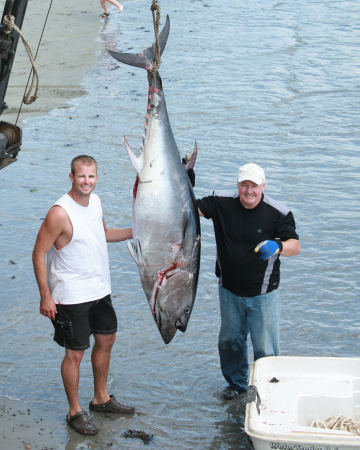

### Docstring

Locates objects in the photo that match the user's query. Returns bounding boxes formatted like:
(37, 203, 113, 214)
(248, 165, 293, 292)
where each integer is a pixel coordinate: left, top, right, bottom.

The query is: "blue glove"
(255, 239, 283, 260)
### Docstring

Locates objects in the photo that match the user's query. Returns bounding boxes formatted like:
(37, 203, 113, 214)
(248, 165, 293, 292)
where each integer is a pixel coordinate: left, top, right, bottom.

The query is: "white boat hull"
(245, 356, 360, 450)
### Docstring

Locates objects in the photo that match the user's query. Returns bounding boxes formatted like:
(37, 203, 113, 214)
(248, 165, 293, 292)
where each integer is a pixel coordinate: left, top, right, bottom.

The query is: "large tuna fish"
(108, 15, 201, 344)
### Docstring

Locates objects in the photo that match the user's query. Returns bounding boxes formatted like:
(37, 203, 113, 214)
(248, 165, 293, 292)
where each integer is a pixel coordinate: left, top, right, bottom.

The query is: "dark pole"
(0, 0, 29, 115)
(0, 0, 28, 169)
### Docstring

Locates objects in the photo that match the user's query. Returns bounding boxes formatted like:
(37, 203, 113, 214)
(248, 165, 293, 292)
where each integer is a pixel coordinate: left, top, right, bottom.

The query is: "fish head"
(154, 271, 196, 344)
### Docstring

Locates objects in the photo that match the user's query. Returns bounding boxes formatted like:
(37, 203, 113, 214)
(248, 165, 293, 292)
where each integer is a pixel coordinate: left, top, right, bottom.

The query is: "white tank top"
(47, 193, 111, 305)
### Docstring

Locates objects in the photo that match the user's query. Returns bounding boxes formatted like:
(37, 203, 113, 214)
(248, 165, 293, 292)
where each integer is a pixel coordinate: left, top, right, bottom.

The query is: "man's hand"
(40, 294, 57, 321)
(255, 240, 282, 260)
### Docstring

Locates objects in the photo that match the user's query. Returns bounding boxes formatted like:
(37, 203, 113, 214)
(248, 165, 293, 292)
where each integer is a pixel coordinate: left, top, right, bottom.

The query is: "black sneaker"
(222, 386, 245, 400)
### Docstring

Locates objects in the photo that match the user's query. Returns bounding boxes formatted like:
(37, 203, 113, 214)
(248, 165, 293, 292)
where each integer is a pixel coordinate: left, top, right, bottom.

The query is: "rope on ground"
(3, 14, 39, 105)
(311, 414, 360, 436)
(149, 0, 161, 74)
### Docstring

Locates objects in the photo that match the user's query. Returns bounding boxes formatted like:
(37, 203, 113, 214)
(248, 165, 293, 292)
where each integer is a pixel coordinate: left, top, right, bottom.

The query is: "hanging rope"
(149, 0, 161, 74)
(9, 0, 55, 126)
(3, 14, 39, 105)
(7, 0, 15, 16)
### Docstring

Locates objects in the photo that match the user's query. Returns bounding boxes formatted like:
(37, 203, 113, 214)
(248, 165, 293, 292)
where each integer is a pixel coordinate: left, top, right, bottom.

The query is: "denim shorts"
(52, 294, 117, 351)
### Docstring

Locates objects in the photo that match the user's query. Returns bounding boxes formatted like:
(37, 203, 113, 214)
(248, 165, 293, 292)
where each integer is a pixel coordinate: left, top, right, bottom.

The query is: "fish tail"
(107, 15, 170, 71)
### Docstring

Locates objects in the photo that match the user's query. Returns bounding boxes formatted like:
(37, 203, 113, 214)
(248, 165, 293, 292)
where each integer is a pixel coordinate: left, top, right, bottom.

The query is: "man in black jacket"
(197, 163, 300, 400)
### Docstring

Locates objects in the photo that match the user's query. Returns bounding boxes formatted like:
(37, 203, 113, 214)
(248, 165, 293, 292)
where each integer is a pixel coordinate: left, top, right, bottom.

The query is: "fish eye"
(184, 307, 191, 315)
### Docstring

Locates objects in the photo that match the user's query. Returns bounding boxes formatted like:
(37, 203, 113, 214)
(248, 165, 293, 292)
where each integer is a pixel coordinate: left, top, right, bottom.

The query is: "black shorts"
(52, 294, 117, 351)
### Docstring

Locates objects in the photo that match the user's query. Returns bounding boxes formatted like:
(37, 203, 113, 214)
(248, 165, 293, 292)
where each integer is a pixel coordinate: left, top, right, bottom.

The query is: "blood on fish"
(133, 176, 139, 199)
(152, 262, 184, 314)
(172, 243, 182, 253)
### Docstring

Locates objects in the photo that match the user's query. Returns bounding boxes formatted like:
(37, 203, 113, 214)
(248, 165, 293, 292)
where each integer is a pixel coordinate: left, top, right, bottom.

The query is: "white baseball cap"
(237, 163, 266, 185)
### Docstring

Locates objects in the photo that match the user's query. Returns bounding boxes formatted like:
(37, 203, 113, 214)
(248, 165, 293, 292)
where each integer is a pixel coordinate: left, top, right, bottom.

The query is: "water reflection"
(210, 397, 250, 450)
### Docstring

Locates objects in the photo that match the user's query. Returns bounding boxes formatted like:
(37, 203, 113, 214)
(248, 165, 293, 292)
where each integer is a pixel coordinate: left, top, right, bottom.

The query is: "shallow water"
(1, 0, 360, 448)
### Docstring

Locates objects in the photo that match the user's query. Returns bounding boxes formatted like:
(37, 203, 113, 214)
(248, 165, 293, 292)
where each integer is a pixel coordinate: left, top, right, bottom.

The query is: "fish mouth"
(157, 316, 187, 344)
(175, 319, 187, 333)
(160, 328, 176, 345)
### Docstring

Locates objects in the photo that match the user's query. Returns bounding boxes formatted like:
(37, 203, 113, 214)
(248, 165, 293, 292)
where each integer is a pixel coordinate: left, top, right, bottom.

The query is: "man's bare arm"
(102, 217, 132, 242)
(280, 238, 301, 257)
(198, 208, 204, 217)
(105, 227, 133, 242)
(32, 206, 69, 320)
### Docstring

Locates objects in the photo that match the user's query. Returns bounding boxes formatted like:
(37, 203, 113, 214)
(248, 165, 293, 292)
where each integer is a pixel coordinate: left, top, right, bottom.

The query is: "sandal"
(99, 12, 110, 19)
(66, 411, 99, 436)
(89, 394, 135, 414)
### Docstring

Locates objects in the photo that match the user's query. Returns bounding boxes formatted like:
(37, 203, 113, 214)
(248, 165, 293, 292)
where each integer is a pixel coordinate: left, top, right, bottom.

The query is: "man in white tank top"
(32, 155, 134, 436)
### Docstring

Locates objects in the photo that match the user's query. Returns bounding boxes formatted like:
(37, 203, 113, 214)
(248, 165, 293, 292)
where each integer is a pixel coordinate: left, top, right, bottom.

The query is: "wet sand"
(0, 0, 105, 447)
(0, 396, 63, 449)
(1, 0, 103, 126)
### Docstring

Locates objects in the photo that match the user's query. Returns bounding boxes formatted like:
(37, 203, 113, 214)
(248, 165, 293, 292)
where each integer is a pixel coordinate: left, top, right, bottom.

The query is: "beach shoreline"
(1, 0, 103, 127)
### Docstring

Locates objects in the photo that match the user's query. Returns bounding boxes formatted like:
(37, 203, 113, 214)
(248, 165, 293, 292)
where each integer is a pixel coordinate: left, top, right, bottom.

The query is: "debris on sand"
(122, 429, 154, 445)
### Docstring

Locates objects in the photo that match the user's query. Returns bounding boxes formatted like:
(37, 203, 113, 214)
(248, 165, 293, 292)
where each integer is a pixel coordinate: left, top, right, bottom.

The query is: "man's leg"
(61, 348, 85, 418)
(100, 0, 109, 15)
(218, 285, 249, 392)
(53, 303, 99, 435)
(247, 289, 281, 361)
(89, 295, 134, 414)
(106, 0, 123, 13)
(100, 0, 123, 15)
(91, 333, 116, 405)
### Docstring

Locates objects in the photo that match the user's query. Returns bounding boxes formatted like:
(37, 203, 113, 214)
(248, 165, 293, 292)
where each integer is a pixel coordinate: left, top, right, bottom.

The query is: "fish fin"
(184, 141, 198, 171)
(106, 15, 170, 71)
(127, 239, 143, 266)
(124, 136, 143, 175)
